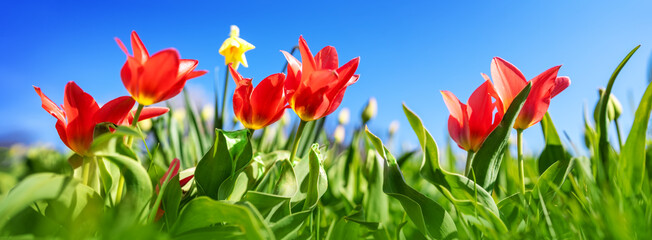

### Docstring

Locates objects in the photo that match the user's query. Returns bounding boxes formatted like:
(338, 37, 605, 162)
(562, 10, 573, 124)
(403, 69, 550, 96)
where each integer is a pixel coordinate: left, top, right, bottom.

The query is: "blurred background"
(1, 0, 652, 156)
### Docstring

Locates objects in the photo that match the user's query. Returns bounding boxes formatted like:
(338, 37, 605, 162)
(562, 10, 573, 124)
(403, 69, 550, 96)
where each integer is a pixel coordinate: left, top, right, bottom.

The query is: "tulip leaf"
(96, 152, 153, 223)
(171, 197, 273, 239)
(403, 103, 507, 235)
(619, 72, 652, 195)
(195, 129, 252, 200)
(269, 144, 325, 239)
(532, 157, 574, 200)
(596, 45, 640, 174)
(538, 113, 570, 174)
(0, 173, 102, 233)
(366, 127, 458, 239)
(290, 144, 328, 205)
(243, 159, 297, 218)
(470, 82, 532, 192)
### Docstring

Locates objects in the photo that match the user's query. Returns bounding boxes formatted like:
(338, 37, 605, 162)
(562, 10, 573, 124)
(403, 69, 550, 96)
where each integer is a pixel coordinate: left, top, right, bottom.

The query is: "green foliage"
(4, 45, 652, 239)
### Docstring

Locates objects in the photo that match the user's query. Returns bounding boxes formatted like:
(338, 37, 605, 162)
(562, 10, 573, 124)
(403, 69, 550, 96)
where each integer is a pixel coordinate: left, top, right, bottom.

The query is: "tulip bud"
(138, 119, 153, 132)
(389, 120, 400, 136)
(334, 125, 345, 144)
(229, 25, 240, 38)
(361, 97, 377, 124)
(338, 108, 350, 125)
(201, 105, 214, 121)
(594, 88, 623, 123)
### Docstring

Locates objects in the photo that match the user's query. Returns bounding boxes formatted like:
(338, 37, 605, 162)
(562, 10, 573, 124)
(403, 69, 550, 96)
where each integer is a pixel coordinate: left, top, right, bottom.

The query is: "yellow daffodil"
(219, 25, 255, 69)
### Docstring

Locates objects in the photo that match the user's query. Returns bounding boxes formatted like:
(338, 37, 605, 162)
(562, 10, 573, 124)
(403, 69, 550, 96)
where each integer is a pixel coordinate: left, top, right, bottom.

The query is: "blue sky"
(1, 1, 651, 156)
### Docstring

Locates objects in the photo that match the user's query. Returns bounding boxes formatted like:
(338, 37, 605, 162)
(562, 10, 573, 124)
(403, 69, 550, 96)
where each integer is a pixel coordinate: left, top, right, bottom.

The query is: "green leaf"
(95, 152, 153, 223)
(532, 157, 574, 200)
(403, 104, 507, 235)
(596, 45, 640, 174)
(470, 82, 532, 191)
(538, 113, 570, 174)
(195, 129, 252, 200)
(366, 128, 458, 239)
(171, 197, 274, 239)
(244, 159, 297, 217)
(161, 174, 182, 228)
(0, 173, 102, 231)
(90, 125, 143, 153)
(270, 145, 326, 239)
(619, 74, 652, 194)
(290, 145, 328, 205)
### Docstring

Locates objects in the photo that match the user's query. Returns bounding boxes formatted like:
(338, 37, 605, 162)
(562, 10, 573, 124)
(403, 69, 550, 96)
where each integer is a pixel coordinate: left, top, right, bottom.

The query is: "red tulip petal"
(180, 175, 194, 188)
(114, 37, 130, 56)
(281, 50, 302, 98)
(130, 31, 149, 64)
(516, 65, 561, 129)
(129, 107, 170, 125)
(441, 91, 465, 123)
(63, 82, 99, 155)
(298, 36, 316, 76)
(249, 73, 286, 129)
(185, 70, 207, 80)
(467, 81, 499, 149)
(491, 57, 527, 110)
(120, 56, 142, 98)
(177, 59, 199, 80)
(229, 65, 253, 125)
(315, 46, 338, 70)
(292, 70, 337, 121)
(138, 49, 181, 104)
(55, 120, 71, 151)
(95, 96, 135, 125)
(34, 86, 66, 124)
(156, 158, 180, 193)
(551, 76, 571, 98)
(323, 75, 359, 117)
(334, 57, 360, 91)
(441, 91, 471, 150)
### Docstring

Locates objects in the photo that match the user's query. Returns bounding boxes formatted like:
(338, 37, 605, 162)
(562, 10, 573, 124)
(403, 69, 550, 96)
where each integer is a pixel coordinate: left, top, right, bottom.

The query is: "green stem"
(289, 120, 308, 162)
(614, 119, 623, 148)
(219, 69, 230, 129)
(81, 156, 92, 186)
(117, 103, 144, 203)
(131, 104, 144, 127)
(464, 151, 475, 176)
(517, 129, 525, 194)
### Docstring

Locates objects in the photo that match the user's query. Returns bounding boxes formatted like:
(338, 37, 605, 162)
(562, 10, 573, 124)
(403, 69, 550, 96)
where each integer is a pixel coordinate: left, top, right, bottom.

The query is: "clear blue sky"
(1, 1, 651, 156)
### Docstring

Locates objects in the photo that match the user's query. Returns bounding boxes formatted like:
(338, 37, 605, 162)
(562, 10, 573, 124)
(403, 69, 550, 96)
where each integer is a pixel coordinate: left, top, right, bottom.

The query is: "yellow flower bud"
(338, 108, 350, 125)
(361, 97, 377, 124)
(334, 125, 345, 144)
(389, 120, 400, 136)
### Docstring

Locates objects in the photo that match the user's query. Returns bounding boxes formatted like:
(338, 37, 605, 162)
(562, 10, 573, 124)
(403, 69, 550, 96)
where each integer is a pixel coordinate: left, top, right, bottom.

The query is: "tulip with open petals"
(115, 31, 207, 106)
(34, 82, 135, 156)
(229, 64, 287, 130)
(488, 57, 570, 130)
(441, 80, 504, 152)
(282, 36, 360, 122)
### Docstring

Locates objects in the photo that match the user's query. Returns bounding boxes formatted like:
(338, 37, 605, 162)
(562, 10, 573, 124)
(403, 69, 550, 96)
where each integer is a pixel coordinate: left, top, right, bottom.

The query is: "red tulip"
(228, 64, 287, 130)
(281, 36, 360, 121)
(117, 107, 170, 126)
(441, 80, 504, 152)
(115, 31, 207, 106)
(488, 57, 571, 129)
(154, 158, 194, 221)
(34, 81, 135, 156)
